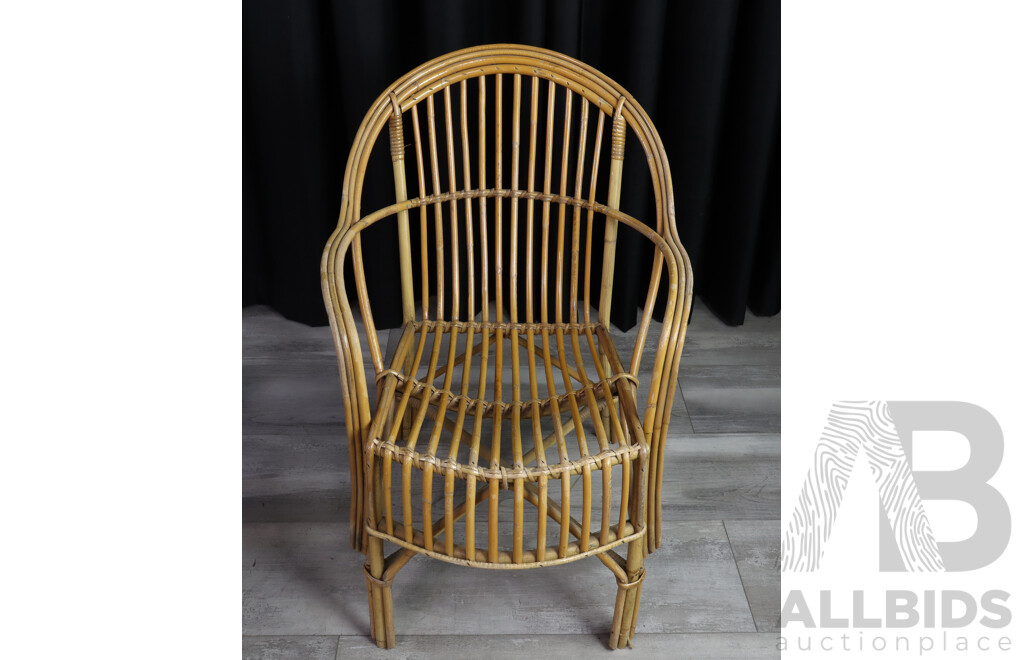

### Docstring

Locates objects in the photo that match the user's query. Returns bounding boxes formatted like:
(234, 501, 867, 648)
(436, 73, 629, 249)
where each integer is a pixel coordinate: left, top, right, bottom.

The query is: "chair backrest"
(322, 44, 692, 448)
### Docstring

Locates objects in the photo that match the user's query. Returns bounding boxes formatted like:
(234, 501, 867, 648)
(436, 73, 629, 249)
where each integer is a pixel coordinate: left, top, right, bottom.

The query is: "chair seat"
(363, 319, 649, 567)
(369, 319, 645, 482)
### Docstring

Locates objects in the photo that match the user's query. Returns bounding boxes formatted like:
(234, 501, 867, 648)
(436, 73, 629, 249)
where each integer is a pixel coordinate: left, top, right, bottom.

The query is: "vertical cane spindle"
(460, 80, 476, 322)
(478, 76, 489, 323)
(388, 94, 415, 322)
(525, 76, 538, 325)
(509, 74, 521, 324)
(583, 112, 605, 325)
(570, 99, 589, 323)
(444, 86, 460, 321)
(599, 98, 627, 328)
(427, 94, 445, 320)
(555, 89, 572, 324)
(540, 81, 555, 325)
(410, 104, 429, 323)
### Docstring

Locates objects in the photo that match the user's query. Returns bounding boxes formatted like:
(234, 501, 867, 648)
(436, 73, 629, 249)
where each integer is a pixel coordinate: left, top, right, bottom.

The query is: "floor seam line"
(721, 519, 759, 633)
(676, 377, 696, 434)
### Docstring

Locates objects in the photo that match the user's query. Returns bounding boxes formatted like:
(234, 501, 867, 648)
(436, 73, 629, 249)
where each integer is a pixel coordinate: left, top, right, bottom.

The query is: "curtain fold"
(243, 0, 780, 328)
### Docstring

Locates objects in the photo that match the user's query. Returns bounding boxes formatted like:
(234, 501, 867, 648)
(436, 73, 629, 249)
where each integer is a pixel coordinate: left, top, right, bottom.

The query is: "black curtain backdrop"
(243, 0, 780, 328)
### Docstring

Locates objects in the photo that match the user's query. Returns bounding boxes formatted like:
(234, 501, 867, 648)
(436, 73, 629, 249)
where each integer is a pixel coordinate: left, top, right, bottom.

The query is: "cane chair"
(321, 45, 692, 649)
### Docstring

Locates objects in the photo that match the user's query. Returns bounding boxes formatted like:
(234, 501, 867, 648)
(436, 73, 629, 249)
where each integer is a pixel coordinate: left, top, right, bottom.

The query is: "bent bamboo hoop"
(321, 45, 693, 650)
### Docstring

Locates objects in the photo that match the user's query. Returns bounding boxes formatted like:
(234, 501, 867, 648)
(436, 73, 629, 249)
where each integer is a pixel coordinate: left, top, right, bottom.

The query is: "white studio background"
(783, 1, 1023, 658)
(1, 2, 238, 657)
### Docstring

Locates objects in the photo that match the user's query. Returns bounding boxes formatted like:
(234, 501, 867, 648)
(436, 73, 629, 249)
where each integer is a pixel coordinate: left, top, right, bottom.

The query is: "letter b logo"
(883, 402, 1010, 571)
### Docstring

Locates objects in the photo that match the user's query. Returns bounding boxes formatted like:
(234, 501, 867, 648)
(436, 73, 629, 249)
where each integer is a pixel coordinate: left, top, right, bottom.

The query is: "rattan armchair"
(321, 45, 692, 650)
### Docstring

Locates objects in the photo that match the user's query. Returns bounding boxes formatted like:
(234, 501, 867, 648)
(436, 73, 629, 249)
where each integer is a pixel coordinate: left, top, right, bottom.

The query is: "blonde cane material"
(321, 45, 692, 650)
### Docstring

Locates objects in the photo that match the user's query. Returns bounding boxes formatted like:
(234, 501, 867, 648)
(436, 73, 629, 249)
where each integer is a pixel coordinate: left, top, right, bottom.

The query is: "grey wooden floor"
(243, 300, 780, 659)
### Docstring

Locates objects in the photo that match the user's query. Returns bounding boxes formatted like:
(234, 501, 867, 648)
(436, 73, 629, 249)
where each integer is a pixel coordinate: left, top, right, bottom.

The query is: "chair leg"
(364, 536, 396, 648)
(609, 538, 646, 649)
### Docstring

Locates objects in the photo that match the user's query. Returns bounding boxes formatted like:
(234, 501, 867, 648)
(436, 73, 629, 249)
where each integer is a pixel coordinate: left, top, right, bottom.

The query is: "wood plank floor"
(243, 299, 780, 658)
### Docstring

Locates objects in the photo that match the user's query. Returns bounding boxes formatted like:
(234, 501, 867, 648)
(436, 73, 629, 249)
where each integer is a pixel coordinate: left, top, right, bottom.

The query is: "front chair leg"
(364, 536, 396, 648)
(609, 538, 646, 649)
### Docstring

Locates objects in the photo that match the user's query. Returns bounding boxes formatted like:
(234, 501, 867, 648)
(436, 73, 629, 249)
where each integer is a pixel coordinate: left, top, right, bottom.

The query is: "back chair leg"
(609, 537, 646, 649)
(364, 536, 396, 648)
